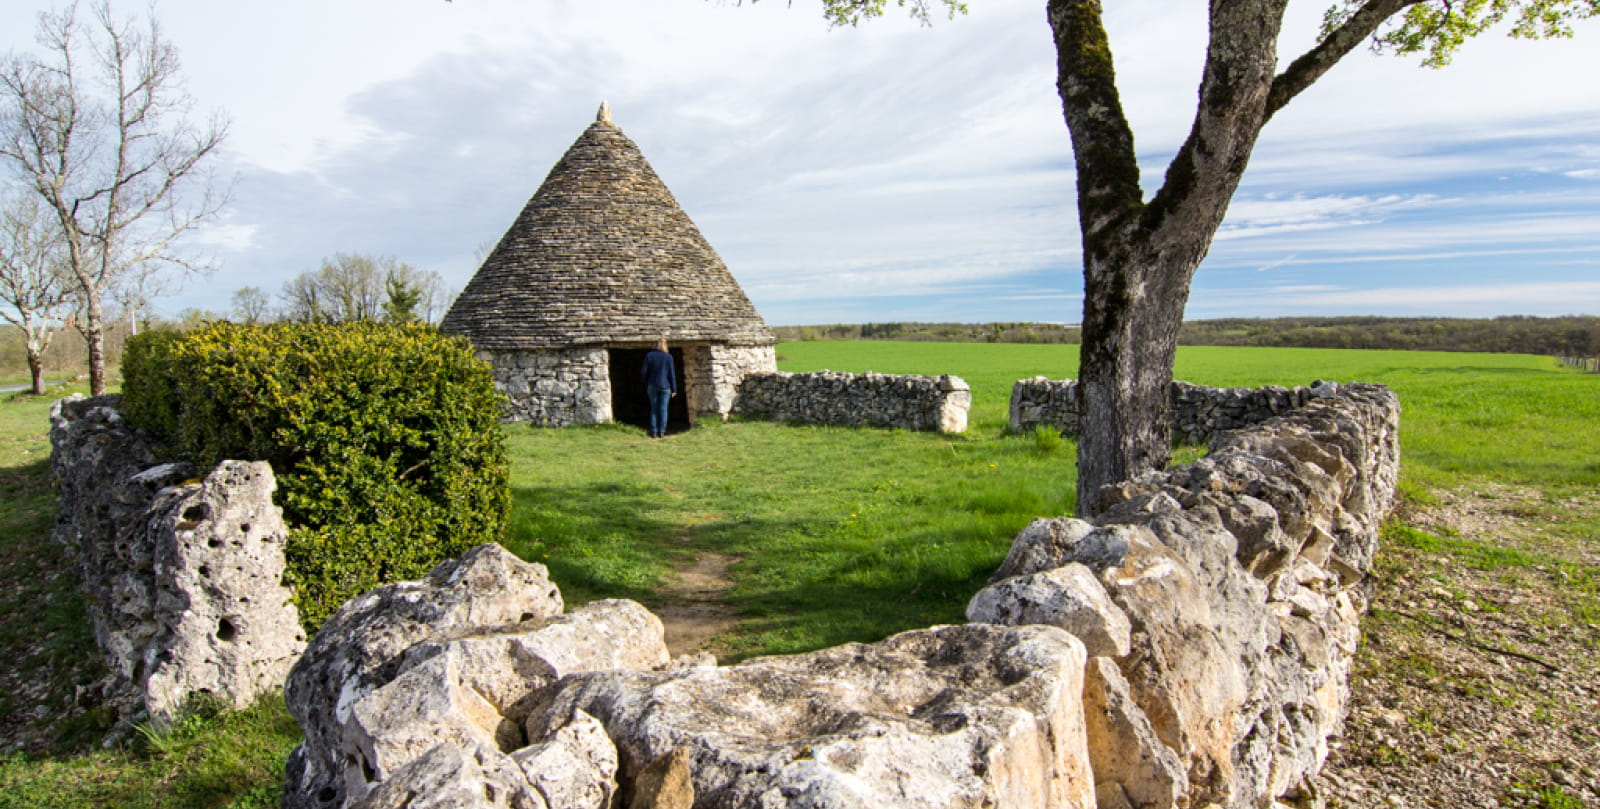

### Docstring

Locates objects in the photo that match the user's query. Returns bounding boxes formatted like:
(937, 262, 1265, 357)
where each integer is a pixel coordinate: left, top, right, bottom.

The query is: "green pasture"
(504, 418, 1074, 658)
(779, 341, 1600, 493)
(0, 343, 1595, 807)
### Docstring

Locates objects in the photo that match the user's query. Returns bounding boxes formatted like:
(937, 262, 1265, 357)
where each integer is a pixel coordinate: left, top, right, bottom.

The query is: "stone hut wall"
(733, 370, 972, 433)
(481, 347, 612, 426)
(1011, 377, 1346, 443)
(487, 344, 775, 427)
(280, 384, 1402, 809)
(49, 395, 306, 724)
(690, 344, 778, 417)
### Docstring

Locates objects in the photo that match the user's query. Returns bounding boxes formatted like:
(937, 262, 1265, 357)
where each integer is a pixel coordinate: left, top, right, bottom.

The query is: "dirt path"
(652, 551, 741, 658)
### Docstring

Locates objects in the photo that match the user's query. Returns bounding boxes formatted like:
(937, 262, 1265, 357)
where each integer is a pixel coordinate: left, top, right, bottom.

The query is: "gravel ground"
(1317, 485, 1600, 808)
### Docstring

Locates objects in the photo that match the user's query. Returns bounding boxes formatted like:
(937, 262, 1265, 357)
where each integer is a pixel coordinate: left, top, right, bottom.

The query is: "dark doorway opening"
(608, 347, 689, 433)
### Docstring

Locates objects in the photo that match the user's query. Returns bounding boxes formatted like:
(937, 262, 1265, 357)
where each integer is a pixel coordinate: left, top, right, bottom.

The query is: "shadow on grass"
(724, 516, 1011, 656)
(509, 480, 817, 591)
(0, 459, 116, 753)
(510, 481, 712, 604)
(0, 457, 53, 501)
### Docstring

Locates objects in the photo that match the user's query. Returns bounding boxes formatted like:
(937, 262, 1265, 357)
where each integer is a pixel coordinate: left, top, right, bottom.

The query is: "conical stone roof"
(442, 105, 775, 350)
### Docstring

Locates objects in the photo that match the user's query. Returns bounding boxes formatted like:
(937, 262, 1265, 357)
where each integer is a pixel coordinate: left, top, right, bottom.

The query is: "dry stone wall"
(733, 370, 972, 433)
(49, 395, 306, 723)
(1011, 377, 1346, 443)
(283, 384, 1400, 809)
(976, 383, 1399, 808)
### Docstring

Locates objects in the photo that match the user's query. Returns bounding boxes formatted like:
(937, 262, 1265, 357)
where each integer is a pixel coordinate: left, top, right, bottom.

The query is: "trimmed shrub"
(122, 322, 509, 627)
(118, 328, 184, 440)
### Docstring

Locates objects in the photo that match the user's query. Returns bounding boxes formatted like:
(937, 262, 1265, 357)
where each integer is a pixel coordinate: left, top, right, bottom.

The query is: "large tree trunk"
(1050, 0, 1290, 515)
(1074, 242, 1195, 514)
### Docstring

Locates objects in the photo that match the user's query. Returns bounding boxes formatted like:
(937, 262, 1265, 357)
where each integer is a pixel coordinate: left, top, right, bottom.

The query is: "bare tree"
(279, 271, 327, 324)
(398, 265, 447, 324)
(0, 191, 74, 394)
(0, 1, 229, 395)
(320, 253, 385, 322)
(110, 257, 173, 337)
(230, 285, 271, 324)
(280, 253, 443, 324)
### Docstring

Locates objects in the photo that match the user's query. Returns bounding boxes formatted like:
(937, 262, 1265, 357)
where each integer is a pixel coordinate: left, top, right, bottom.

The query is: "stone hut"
(441, 103, 776, 430)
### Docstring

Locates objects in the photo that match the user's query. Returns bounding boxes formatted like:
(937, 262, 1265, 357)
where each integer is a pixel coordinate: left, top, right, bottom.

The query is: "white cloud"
(1255, 254, 1299, 273)
(189, 223, 260, 252)
(4, 0, 1598, 321)
(1225, 194, 1439, 227)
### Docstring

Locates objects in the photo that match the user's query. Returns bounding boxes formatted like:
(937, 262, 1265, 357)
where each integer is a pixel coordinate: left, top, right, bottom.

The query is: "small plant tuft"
(1031, 425, 1064, 454)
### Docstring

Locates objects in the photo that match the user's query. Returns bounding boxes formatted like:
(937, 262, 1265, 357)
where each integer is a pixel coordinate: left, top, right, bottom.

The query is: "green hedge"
(121, 322, 509, 628)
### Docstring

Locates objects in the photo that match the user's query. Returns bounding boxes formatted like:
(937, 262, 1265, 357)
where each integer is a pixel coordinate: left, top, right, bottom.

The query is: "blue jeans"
(647, 385, 672, 435)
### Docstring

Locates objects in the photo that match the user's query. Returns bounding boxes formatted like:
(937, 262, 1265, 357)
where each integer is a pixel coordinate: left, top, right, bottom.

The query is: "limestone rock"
(346, 648, 509, 789)
(966, 563, 1131, 658)
(989, 517, 1096, 582)
(1010, 378, 1356, 446)
(283, 544, 565, 809)
(344, 598, 670, 789)
(285, 548, 672, 809)
(978, 384, 1399, 808)
(734, 370, 972, 433)
(143, 460, 306, 720)
(48, 395, 303, 726)
(628, 747, 694, 809)
(1202, 492, 1294, 578)
(528, 623, 1095, 809)
(1082, 657, 1187, 809)
(511, 709, 618, 809)
(345, 741, 541, 809)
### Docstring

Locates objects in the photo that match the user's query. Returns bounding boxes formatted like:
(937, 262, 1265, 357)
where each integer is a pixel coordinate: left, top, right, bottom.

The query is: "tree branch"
(1143, 0, 1287, 238)
(1047, 0, 1143, 240)
(1267, 0, 1423, 119)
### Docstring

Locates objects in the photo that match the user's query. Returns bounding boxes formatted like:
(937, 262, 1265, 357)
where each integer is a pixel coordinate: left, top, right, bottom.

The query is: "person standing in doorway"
(642, 337, 677, 438)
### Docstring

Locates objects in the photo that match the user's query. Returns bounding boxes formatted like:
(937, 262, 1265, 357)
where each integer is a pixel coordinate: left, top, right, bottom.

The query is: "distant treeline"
(773, 316, 1600, 358)
(777, 321, 1080, 344)
(11, 314, 1599, 383)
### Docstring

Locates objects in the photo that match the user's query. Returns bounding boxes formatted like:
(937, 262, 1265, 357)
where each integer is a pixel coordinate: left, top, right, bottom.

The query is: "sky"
(2, 0, 1597, 326)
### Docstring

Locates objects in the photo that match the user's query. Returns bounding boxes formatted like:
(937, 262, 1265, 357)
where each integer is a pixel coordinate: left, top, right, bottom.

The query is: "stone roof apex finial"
(597, 101, 612, 125)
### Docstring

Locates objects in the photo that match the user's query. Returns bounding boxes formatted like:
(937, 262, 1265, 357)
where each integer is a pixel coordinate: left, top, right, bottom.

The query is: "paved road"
(0, 380, 66, 393)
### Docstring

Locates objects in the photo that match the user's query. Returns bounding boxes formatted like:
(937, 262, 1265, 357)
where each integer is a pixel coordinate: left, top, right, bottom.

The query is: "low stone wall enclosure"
(1012, 377, 1347, 443)
(48, 395, 306, 725)
(734, 370, 972, 433)
(49, 380, 1400, 808)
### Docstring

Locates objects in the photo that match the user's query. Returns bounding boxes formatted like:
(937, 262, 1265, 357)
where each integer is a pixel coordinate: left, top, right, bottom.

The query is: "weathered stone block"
(966, 564, 1132, 658)
(527, 623, 1095, 809)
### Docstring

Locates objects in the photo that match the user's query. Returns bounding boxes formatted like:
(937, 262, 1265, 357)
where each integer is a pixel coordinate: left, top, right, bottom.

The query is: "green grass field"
(780, 342, 1600, 493)
(0, 343, 1595, 807)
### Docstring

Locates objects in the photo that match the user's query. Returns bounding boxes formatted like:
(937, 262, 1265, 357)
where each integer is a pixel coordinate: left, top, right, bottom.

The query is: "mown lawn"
(0, 343, 1595, 807)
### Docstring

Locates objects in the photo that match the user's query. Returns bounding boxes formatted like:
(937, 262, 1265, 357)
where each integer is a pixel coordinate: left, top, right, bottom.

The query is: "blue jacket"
(642, 349, 676, 393)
